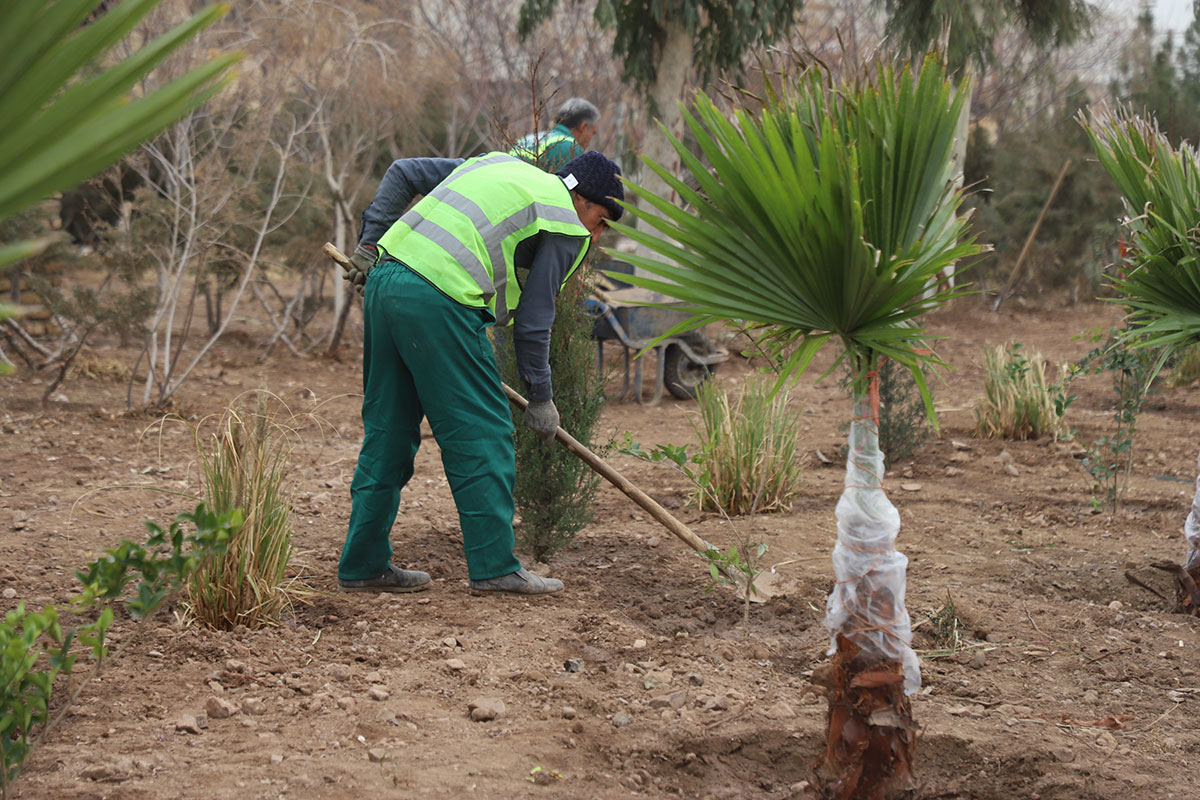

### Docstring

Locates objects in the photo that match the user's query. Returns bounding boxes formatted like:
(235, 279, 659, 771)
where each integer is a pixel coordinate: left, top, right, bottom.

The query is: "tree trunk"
(631, 20, 692, 276)
(326, 198, 352, 357)
(814, 391, 918, 799)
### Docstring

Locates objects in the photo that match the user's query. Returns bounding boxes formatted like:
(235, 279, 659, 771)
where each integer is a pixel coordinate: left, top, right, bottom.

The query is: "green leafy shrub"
(2, 504, 236, 797)
(1066, 329, 1163, 513)
(496, 272, 606, 562)
(692, 379, 804, 514)
(188, 392, 298, 630)
(974, 343, 1069, 440)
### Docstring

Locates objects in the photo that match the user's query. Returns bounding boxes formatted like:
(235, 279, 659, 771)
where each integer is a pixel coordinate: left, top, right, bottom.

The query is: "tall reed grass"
(1169, 342, 1200, 387)
(974, 344, 1068, 441)
(692, 379, 805, 515)
(187, 391, 297, 630)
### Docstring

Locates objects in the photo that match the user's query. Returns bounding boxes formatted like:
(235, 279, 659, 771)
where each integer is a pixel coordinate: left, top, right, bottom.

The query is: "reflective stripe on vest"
(508, 131, 573, 165)
(375, 153, 590, 325)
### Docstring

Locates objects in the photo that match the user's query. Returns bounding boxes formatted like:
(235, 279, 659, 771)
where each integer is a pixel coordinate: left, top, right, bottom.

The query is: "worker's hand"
(524, 399, 559, 445)
(344, 243, 378, 296)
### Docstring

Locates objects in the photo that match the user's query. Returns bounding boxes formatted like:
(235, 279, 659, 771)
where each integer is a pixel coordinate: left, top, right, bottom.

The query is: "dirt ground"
(2, 296, 1198, 800)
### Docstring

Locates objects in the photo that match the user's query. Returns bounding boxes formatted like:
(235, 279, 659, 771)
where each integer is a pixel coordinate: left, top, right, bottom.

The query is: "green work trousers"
(339, 261, 523, 582)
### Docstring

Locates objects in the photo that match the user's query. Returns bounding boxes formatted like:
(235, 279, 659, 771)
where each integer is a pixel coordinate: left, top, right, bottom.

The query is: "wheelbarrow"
(587, 260, 728, 405)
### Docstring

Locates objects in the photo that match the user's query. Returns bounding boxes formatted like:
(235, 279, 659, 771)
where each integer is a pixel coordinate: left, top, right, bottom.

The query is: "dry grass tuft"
(185, 391, 304, 630)
(974, 343, 1068, 441)
(692, 379, 806, 515)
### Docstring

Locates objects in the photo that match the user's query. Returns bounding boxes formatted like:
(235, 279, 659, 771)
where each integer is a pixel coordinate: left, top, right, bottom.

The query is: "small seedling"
(620, 432, 768, 630)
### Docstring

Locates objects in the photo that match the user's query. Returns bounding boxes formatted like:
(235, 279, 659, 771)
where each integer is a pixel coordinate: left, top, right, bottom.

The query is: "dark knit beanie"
(557, 151, 624, 222)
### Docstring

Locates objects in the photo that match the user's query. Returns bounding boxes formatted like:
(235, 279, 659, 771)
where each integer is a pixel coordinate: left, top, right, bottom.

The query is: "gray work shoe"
(468, 568, 563, 596)
(338, 563, 431, 593)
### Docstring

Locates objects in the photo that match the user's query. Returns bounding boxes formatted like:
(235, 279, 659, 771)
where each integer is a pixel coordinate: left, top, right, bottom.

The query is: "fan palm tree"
(612, 56, 982, 797)
(1082, 106, 1200, 612)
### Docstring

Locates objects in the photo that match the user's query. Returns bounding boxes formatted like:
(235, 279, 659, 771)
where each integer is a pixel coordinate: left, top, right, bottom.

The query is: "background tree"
(516, 0, 804, 217)
(882, 0, 1095, 74)
(1112, 6, 1200, 147)
(964, 79, 1122, 295)
(115, 1, 319, 407)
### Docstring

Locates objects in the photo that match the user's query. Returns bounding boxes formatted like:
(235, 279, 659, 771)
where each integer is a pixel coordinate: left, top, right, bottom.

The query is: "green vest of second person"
(375, 152, 590, 325)
(508, 129, 574, 167)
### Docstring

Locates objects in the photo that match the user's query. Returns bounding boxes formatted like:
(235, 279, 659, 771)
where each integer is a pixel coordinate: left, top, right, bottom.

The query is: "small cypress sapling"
(495, 269, 606, 561)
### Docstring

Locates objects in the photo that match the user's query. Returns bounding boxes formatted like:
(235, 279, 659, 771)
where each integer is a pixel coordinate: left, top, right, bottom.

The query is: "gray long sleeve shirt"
(358, 157, 582, 403)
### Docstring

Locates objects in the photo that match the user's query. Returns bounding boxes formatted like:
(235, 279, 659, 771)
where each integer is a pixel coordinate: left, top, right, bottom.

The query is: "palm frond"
(1081, 105, 1200, 348)
(0, 1, 240, 222)
(611, 55, 980, 414)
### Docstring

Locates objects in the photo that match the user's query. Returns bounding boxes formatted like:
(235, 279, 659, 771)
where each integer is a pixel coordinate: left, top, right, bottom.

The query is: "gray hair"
(555, 98, 599, 130)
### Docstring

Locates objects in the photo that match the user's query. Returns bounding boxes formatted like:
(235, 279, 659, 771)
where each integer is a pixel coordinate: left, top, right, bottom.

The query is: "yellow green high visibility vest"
(375, 153, 590, 325)
(508, 130, 574, 166)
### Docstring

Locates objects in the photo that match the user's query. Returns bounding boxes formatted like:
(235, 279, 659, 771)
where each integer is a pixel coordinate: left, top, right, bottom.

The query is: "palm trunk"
(1176, 450, 1200, 615)
(815, 390, 919, 799)
(1186, 451, 1200, 572)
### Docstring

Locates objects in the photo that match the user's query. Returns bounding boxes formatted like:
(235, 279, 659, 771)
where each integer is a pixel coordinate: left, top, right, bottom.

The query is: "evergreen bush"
(496, 271, 606, 562)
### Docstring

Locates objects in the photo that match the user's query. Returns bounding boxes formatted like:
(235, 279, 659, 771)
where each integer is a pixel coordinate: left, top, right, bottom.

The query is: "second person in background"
(509, 97, 599, 173)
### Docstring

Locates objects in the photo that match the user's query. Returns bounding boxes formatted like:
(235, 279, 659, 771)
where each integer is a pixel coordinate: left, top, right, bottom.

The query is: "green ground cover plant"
(1, 504, 237, 798)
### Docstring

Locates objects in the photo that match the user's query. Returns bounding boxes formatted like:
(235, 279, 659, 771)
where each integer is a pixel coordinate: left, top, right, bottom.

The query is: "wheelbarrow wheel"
(663, 343, 716, 400)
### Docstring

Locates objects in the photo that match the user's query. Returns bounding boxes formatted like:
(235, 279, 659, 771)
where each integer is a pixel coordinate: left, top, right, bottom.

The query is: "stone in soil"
(763, 701, 795, 720)
(368, 748, 388, 763)
(468, 697, 505, 722)
(649, 690, 688, 710)
(368, 686, 390, 701)
(205, 696, 239, 719)
(175, 714, 203, 734)
(612, 712, 632, 728)
(446, 658, 467, 671)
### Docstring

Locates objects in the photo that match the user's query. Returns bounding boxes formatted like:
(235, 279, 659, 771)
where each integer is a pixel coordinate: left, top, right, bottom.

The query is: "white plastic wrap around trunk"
(824, 394, 921, 694)
(1185, 450, 1200, 573)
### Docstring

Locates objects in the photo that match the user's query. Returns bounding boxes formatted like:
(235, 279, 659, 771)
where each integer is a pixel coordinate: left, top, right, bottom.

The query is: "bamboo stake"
(321, 242, 721, 562)
(992, 158, 1072, 312)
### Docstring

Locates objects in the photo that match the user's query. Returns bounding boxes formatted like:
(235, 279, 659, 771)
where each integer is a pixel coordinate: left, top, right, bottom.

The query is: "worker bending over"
(337, 150, 622, 597)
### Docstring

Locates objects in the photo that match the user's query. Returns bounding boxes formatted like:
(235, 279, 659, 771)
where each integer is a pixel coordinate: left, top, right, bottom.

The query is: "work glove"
(524, 398, 559, 446)
(344, 243, 377, 296)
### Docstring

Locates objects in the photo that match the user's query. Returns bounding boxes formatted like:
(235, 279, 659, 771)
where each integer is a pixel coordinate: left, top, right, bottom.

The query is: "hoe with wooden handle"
(321, 242, 724, 568)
